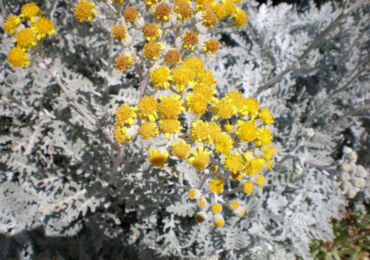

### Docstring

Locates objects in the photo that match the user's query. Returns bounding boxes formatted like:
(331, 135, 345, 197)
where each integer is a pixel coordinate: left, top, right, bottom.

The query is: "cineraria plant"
(0, 0, 368, 259)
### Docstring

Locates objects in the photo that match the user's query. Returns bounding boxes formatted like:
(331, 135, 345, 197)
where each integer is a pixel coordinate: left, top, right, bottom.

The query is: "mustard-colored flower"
(224, 152, 244, 173)
(172, 140, 191, 159)
(113, 126, 132, 144)
(8, 47, 31, 68)
(163, 49, 181, 66)
(188, 188, 201, 199)
(172, 65, 195, 92)
(263, 145, 277, 161)
(74, 0, 97, 22)
(213, 132, 233, 154)
(15, 28, 37, 49)
(255, 126, 273, 147)
(212, 97, 236, 120)
(209, 177, 224, 194)
(208, 122, 222, 142)
(233, 7, 248, 28)
(241, 97, 259, 116)
(242, 181, 253, 194)
(139, 122, 158, 140)
(201, 8, 217, 28)
(19, 3, 41, 22)
(148, 147, 169, 167)
(154, 3, 172, 22)
(257, 175, 265, 187)
(158, 95, 184, 119)
(150, 66, 171, 90)
(235, 121, 257, 142)
(203, 38, 220, 56)
(228, 90, 246, 112)
(33, 17, 56, 40)
(142, 23, 162, 41)
(222, 0, 235, 16)
(246, 157, 265, 176)
(211, 203, 222, 214)
(114, 54, 134, 72)
(258, 107, 274, 124)
(2, 15, 21, 36)
(224, 122, 234, 132)
(192, 84, 214, 103)
(138, 95, 158, 121)
(174, 2, 193, 22)
(186, 94, 208, 116)
(191, 120, 209, 143)
(212, 2, 226, 20)
(159, 119, 182, 139)
(111, 24, 127, 41)
(124, 6, 141, 24)
(182, 56, 205, 77)
(143, 41, 164, 60)
(181, 30, 198, 51)
(115, 103, 137, 126)
(197, 198, 207, 208)
(188, 145, 210, 170)
(213, 214, 225, 227)
(230, 200, 239, 210)
(198, 70, 216, 88)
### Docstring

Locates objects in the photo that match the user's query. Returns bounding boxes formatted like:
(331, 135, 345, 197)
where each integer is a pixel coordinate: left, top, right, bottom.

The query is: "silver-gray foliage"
(0, 0, 369, 259)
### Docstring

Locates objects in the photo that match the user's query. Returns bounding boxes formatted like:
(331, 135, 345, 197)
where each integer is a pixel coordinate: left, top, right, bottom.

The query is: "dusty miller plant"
(0, 0, 369, 259)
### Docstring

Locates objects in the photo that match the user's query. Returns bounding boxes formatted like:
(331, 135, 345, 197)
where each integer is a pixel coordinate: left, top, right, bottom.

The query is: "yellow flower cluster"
(110, 0, 265, 228)
(3, 2, 56, 68)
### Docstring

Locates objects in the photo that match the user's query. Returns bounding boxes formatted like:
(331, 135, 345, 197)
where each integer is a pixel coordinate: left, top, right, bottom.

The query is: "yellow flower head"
(224, 122, 234, 132)
(208, 122, 222, 142)
(124, 6, 141, 24)
(172, 65, 195, 92)
(235, 121, 257, 142)
(186, 94, 208, 116)
(174, 2, 193, 21)
(138, 95, 158, 121)
(163, 49, 181, 66)
(115, 103, 137, 126)
(181, 30, 198, 51)
(228, 90, 246, 112)
(222, 0, 235, 16)
(114, 54, 134, 72)
(111, 25, 127, 41)
(158, 95, 184, 119)
(198, 70, 216, 88)
(191, 120, 209, 143)
(211, 203, 222, 214)
(2, 15, 21, 36)
(209, 177, 224, 194)
(241, 97, 259, 116)
(212, 97, 236, 120)
(154, 2, 172, 21)
(230, 200, 239, 210)
(255, 126, 273, 147)
(150, 66, 171, 90)
(188, 145, 210, 170)
(224, 152, 244, 173)
(213, 132, 233, 154)
(201, 8, 218, 28)
(15, 28, 37, 49)
(212, 2, 226, 20)
(20, 3, 41, 22)
(263, 145, 277, 161)
(188, 188, 201, 199)
(33, 17, 56, 40)
(182, 56, 205, 77)
(233, 7, 248, 28)
(172, 140, 191, 159)
(242, 181, 253, 194)
(8, 47, 31, 68)
(143, 41, 163, 60)
(197, 197, 207, 208)
(213, 214, 225, 227)
(148, 147, 169, 167)
(159, 119, 182, 139)
(203, 38, 220, 56)
(139, 122, 158, 140)
(113, 126, 132, 144)
(246, 157, 265, 176)
(74, 0, 97, 23)
(257, 175, 265, 187)
(142, 23, 162, 41)
(258, 107, 274, 125)
(193, 83, 214, 103)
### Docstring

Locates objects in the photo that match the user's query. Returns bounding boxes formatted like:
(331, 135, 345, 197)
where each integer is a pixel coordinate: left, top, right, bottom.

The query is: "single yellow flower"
(209, 177, 224, 194)
(158, 95, 184, 119)
(148, 148, 169, 167)
(224, 153, 244, 173)
(2, 15, 21, 36)
(137, 95, 158, 121)
(172, 140, 191, 159)
(243, 181, 253, 194)
(15, 28, 37, 49)
(115, 103, 137, 126)
(8, 47, 31, 68)
(211, 203, 222, 214)
(33, 17, 56, 40)
(74, 0, 97, 23)
(19, 3, 41, 22)
(150, 66, 171, 90)
(139, 122, 158, 140)
(188, 145, 210, 170)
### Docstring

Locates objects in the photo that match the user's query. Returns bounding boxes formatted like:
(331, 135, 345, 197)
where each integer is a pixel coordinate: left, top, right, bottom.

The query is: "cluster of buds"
(98, 0, 274, 227)
(3, 2, 56, 68)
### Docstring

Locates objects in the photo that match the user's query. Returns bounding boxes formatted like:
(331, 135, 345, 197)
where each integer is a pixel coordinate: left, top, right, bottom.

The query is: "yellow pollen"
(124, 6, 140, 23)
(111, 25, 127, 40)
(163, 49, 181, 66)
